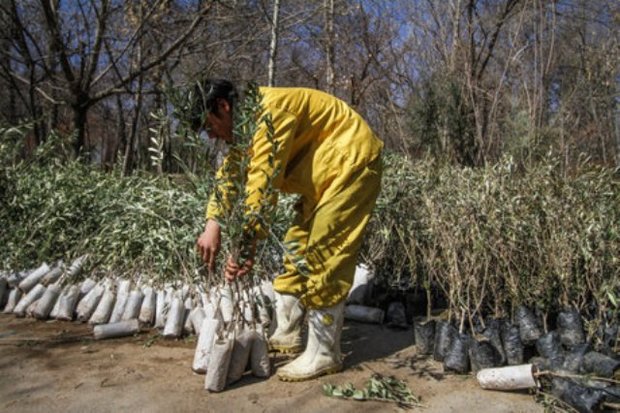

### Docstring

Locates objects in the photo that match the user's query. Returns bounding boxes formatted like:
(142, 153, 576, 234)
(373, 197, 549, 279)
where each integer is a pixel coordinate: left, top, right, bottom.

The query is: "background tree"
(0, 0, 617, 171)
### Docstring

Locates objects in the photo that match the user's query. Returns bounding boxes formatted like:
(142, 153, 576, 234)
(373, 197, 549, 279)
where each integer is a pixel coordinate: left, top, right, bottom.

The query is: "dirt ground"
(0, 314, 542, 413)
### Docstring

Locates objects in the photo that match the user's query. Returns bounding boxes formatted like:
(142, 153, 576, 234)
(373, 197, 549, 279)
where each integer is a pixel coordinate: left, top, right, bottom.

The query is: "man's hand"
(224, 254, 255, 282)
(196, 219, 221, 272)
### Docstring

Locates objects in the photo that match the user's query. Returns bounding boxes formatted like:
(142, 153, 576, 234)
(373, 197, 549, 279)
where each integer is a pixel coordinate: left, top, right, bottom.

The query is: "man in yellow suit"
(196, 79, 383, 381)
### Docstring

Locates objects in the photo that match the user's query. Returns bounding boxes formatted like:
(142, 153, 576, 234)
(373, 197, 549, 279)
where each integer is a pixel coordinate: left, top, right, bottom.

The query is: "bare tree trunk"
(122, 3, 145, 176)
(122, 77, 144, 176)
(614, 77, 620, 168)
(27, 58, 43, 145)
(324, 0, 335, 93)
(267, 0, 281, 87)
(110, 94, 126, 169)
(448, 0, 462, 73)
(72, 103, 88, 156)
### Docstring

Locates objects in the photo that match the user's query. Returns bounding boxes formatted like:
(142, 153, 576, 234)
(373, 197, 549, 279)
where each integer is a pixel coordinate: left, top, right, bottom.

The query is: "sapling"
(79, 278, 97, 299)
(89, 280, 116, 325)
(481, 319, 506, 365)
(121, 288, 144, 320)
(227, 327, 253, 385)
(163, 82, 282, 388)
(181, 284, 191, 301)
(14, 283, 46, 317)
(202, 83, 282, 387)
(192, 317, 222, 374)
(443, 332, 470, 374)
(183, 296, 194, 334)
(433, 320, 456, 362)
(154, 289, 166, 328)
(199, 291, 210, 309)
(188, 306, 206, 335)
(18, 263, 50, 292)
(249, 327, 271, 377)
(536, 331, 563, 360)
(66, 255, 88, 279)
(163, 293, 184, 338)
(33, 283, 62, 319)
(218, 284, 234, 324)
(7, 272, 25, 288)
(76, 281, 105, 321)
(204, 295, 225, 327)
(204, 333, 234, 392)
(500, 322, 524, 365)
(469, 339, 500, 372)
(413, 319, 435, 355)
(49, 290, 62, 318)
(139, 286, 156, 325)
(56, 285, 80, 321)
(41, 262, 64, 285)
(94, 319, 140, 340)
(109, 279, 130, 323)
(557, 309, 586, 347)
(26, 297, 41, 317)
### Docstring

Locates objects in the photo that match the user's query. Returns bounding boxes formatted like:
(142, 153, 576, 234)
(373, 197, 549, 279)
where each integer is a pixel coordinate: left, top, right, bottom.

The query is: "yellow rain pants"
(274, 156, 382, 309)
(206, 87, 383, 309)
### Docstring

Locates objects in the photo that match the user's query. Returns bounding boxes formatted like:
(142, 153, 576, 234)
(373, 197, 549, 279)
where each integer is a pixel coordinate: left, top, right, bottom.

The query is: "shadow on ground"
(341, 321, 412, 367)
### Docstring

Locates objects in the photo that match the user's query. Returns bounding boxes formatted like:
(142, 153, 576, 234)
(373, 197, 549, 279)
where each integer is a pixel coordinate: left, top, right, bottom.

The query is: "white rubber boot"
(268, 292, 305, 354)
(277, 301, 344, 381)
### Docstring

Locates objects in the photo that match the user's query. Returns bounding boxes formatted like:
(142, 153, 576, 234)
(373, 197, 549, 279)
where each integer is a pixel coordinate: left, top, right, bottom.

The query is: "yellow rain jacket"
(207, 87, 383, 308)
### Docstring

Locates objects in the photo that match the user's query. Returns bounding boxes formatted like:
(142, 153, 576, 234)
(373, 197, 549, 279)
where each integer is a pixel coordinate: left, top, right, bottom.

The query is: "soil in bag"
(443, 333, 470, 374)
(414, 319, 435, 355)
(433, 321, 457, 362)
(250, 330, 270, 378)
(0, 278, 8, 309)
(601, 385, 620, 404)
(227, 329, 253, 385)
(138, 287, 156, 326)
(93, 319, 140, 340)
(89, 287, 116, 325)
(469, 338, 500, 372)
(192, 318, 221, 374)
(121, 290, 144, 321)
(530, 356, 550, 372)
(501, 323, 524, 365)
(601, 322, 619, 349)
(33, 285, 61, 320)
(109, 280, 130, 323)
(516, 305, 542, 345)
(536, 330, 563, 360)
(163, 297, 184, 338)
(582, 351, 620, 378)
(562, 343, 590, 374)
(205, 337, 234, 392)
(56, 286, 80, 320)
(482, 318, 506, 365)
(386, 302, 408, 329)
(557, 309, 585, 348)
(3, 288, 22, 313)
(552, 378, 605, 413)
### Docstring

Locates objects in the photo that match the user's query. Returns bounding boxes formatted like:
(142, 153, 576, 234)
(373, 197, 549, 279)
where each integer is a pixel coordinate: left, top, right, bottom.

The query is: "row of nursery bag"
(0, 259, 276, 339)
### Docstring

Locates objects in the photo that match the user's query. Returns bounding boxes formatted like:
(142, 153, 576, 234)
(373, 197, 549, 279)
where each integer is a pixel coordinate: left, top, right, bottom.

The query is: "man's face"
(204, 98, 233, 143)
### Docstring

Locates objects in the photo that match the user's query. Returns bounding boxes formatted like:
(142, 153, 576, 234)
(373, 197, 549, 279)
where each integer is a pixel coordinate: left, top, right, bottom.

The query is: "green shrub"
(363, 153, 619, 330)
(1, 122, 617, 335)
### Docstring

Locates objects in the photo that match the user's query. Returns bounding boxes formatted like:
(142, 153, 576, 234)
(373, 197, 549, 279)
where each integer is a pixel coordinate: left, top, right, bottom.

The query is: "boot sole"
(277, 364, 343, 382)
(269, 344, 303, 354)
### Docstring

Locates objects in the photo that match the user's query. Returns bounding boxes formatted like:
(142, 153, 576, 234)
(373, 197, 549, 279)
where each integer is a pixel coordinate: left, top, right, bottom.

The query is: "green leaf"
(352, 390, 365, 400)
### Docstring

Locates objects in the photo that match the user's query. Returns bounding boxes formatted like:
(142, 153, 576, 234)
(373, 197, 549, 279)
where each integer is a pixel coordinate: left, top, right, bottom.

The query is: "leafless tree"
(0, 0, 210, 159)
